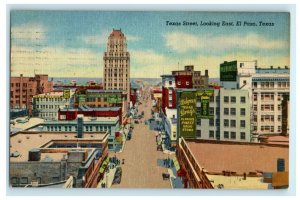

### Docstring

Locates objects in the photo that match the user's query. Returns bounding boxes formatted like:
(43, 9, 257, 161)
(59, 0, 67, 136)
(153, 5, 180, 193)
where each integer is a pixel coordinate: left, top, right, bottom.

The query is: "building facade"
(103, 29, 130, 102)
(58, 105, 122, 125)
(172, 65, 209, 88)
(32, 89, 73, 120)
(220, 60, 290, 139)
(10, 74, 53, 115)
(74, 89, 127, 119)
(176, 87, 251, 143)
(27, 116, 121, 151)
(10, 131, 109, 188)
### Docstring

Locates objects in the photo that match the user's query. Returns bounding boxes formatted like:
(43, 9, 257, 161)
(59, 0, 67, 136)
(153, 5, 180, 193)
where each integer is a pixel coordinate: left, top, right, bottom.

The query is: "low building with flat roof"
(9, 131, 109, 188)
(176, 138, 288, 189)
(25, 116, 121, 151)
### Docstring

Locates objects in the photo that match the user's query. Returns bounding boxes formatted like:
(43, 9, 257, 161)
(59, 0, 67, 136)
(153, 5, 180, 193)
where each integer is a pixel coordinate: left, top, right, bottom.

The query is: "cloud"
(126, 35, 142, 42)
(164, 32, 287, 53)
(11, 23, 47, 42)
(10, 45, 103, 77)
(81, 31, 110, 46)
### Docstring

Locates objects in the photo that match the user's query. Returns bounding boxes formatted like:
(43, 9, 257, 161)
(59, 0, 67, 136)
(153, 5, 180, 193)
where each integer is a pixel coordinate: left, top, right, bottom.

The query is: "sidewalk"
(97, 166, 117, 188)
(119, 124, 130, 153)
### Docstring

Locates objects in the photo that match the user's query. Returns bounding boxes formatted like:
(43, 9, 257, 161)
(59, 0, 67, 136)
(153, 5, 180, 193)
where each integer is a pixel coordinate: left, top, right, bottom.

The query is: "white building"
(176, 87, 251, 142)
(220, 60, 290, 140)
(32, 90, 74, 120)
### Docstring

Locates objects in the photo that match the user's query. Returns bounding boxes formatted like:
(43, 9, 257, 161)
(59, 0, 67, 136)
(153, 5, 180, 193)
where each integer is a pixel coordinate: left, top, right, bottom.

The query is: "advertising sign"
(220, 60, 237, 81)
(63, 89, 70, 98)
(179, 92, 196, 138)
(196, 90, 214, 119)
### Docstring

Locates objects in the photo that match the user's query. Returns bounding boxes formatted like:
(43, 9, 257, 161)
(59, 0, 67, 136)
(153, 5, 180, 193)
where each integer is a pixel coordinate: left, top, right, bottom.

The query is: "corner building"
(103, 29, 130, 103)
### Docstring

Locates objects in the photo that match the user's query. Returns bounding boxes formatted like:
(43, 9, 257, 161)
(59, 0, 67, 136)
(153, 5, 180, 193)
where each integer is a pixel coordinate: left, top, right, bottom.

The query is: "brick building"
(58, 105, 122, 125)
(10, 74, 53, 115)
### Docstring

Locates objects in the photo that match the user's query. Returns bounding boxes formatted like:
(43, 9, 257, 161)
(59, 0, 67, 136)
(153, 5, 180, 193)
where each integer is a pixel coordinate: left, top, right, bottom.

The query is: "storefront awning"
(99, 157, 110, 174)
(173, 157, 180, 171)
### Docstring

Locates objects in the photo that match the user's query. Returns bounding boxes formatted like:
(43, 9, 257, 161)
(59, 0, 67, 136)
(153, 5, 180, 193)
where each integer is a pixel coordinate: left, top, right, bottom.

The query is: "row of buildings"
(9, 29, 141, 188)
(159, 61, 289, 149)
(155, 61, 290, 189)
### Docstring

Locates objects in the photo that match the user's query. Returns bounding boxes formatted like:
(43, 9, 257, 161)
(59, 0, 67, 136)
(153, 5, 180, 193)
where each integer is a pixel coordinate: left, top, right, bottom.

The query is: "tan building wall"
(103, 29, 130, 103)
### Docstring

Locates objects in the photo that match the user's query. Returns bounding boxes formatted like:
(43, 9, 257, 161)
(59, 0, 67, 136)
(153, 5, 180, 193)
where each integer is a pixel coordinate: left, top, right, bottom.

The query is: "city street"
(112, 88, 171, 188)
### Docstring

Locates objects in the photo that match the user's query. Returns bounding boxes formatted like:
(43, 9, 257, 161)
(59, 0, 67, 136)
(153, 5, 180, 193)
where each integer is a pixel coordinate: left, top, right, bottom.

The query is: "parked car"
(134, 120, 139, 124)
(112, 167, 122, 184)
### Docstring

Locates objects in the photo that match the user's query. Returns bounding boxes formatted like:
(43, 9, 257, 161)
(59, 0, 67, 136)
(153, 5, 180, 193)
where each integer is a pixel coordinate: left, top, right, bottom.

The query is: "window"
(240, 108, 246, 116)
(253, 105, 257, 111)
(240, 132, 246, 140)
(224, 108, 229, 115)
(231, 97, 236, 103)
(216, 119, 220, 126)
(230, 132, 236, 139)
(230, 108, 236, 115)
(209, 131, 214, 138)
(209, 107, 214, 115)
(210, 96, 214, 102)
(11, 177, 18, 184)
(178, 81, 181, 85)
(240, 120, 246, 128)
(224, 96, 229, 103)
(240, 96, 246, 103)
(169, 81, 172, 85)
(216, 96, 220, 102)
(224, 119, 229, 127)
(196, 130, 201, 138)
(196, 118, 201, 125)
(209, 119, 214, 126)
(186, 81, 190, 85)
(224, 131, 229, 139)
(21, 177, 28, 184)
(253, 82, 257, 88)
(230, 120, 236, 127)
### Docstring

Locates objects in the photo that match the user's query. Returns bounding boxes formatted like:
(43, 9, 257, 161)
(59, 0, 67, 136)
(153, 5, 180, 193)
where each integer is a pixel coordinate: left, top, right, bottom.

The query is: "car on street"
(112, 166, 122, 184)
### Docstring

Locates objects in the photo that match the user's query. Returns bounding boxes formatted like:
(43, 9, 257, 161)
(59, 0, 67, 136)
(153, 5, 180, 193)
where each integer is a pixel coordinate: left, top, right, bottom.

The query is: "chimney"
(205, 70, 209, 77)
(77, 114, 84, 138)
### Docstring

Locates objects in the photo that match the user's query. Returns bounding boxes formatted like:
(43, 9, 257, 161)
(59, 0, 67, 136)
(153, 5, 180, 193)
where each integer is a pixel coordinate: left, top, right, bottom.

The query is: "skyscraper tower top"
(109, 29, 125, 38)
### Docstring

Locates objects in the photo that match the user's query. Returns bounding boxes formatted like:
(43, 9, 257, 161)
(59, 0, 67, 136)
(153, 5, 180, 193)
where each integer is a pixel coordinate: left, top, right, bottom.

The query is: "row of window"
(223, 119, 246, 128)
(224, 108, 246, 116)
(224, 96, 246, 103)
(196, 130, 246, 140)
(10, 83, 28, 87)
(252, 81, 289, 88)
(46, 125, 111, 132)
(35, 98, 69, 102)
(35, 104, 64, 109)
(253, 126, 281, 132)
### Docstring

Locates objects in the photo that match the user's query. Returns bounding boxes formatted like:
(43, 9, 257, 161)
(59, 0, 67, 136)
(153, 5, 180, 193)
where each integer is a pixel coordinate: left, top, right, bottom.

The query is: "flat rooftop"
(10, 117, 44, 134)
(207, 174, 269, 189)
(10, 131, 107, 162)
(185, 140, 289, 174)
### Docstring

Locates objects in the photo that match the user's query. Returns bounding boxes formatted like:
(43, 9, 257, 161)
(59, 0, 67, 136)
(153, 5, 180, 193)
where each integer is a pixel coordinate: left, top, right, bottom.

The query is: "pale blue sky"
(10, 11, 290, 78)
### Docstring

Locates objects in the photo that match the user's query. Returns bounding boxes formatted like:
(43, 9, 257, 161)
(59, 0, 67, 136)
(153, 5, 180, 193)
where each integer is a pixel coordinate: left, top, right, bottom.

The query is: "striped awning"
(99, 157, 110, 173)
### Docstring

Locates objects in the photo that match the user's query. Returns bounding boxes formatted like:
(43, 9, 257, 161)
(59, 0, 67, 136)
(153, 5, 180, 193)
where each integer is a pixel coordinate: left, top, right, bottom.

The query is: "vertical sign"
(200, 95, 210, 117)
(196, 90, 214, 119)
(179, 91, 196, 138)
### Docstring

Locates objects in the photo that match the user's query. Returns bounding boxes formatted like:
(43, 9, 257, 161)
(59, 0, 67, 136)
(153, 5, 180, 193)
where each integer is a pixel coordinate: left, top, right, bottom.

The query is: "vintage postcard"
(9, 11, 290, 189)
